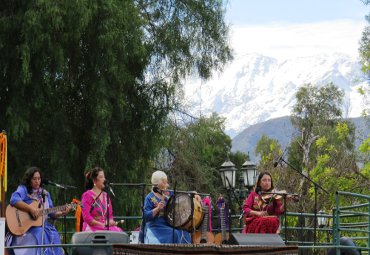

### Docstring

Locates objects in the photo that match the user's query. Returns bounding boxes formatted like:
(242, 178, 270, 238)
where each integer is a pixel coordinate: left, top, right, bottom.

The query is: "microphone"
(274, 148, 287, 167)
(239, 211, 245, 220)
(42, 179, 67, 189)
(41, 189, 47, 203)
(104, 180, 116, 197)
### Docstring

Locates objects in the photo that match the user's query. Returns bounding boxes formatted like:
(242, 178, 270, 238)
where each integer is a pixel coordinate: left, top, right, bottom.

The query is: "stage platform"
(112, 244, 299, 255)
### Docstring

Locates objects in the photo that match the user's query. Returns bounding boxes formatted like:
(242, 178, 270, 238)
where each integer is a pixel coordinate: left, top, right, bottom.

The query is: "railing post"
(368, 201, 370, 250)
(335, 192, 340, 255)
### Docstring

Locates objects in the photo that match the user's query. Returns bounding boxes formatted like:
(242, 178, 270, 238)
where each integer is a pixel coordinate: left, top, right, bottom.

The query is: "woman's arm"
(10, 186, 39, 219)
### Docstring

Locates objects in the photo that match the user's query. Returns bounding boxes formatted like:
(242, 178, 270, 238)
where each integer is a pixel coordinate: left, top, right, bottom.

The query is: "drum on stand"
(165, 193, 204, 232)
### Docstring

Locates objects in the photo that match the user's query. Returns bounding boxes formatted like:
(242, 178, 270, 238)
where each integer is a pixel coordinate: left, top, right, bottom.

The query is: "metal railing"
(5, 191, 370, 255)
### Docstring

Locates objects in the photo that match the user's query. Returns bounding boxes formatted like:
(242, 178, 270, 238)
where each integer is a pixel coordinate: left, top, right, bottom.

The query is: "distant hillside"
(231, 116, 369, 160)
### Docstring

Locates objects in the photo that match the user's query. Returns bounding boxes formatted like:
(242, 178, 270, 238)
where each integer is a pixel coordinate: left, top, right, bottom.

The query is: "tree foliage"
(163, 113, 232, 197)
(255, 134, 281, 168)
(289, 83, 363, 212)
(0, 0, 232, 213)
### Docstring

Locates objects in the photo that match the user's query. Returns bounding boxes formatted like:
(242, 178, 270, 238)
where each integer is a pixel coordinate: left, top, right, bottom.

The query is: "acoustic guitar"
(6, 200, 77, 236)
(214, 197, 229, 245)
(192, 203, 214, 244)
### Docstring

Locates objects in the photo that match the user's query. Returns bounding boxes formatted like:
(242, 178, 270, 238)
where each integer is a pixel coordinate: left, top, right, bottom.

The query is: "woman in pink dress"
(81, 167, 123, 232)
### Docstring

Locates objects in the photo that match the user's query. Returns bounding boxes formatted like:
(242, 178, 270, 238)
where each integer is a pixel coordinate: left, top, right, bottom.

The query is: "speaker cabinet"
(229, 233, 285, 246)
(71, 231, 129, 255)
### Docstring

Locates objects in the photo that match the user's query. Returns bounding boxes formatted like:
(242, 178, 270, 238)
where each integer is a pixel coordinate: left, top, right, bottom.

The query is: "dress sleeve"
(273, 199, 284, 215)
(10, 185, 28, 206)
(242, 192, 256, 216)
(143, 194, 155, 221)
(81, 191, 95, 225)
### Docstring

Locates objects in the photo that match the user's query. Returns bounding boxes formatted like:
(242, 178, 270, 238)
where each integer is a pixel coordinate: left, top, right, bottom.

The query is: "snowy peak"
(184, 53, 366, 138)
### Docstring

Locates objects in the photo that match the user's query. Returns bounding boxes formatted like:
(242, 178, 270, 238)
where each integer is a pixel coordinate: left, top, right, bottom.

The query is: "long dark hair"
(21, 166, 43, 194)
(254, 171, 274, 194)
(84, 167, 104, 190)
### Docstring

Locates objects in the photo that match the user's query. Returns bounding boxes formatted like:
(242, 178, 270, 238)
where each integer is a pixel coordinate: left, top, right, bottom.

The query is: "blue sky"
(224, 1, 370, 60)
(226, 0, 368, 25)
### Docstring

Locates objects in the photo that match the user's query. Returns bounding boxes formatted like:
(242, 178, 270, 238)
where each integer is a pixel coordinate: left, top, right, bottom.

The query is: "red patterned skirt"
(243, 216, 279, 233)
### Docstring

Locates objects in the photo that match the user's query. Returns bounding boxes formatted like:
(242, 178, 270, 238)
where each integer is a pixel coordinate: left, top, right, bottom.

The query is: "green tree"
(255, 134, 281, 168)
(162, 113, 231, 197)
(289, 83, 361, 210)
(0, 0, 232, 216)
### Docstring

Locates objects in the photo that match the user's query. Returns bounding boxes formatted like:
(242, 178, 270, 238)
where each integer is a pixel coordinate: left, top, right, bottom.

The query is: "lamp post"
(219, 160, 237, 238)
(241, 160, 257, 193)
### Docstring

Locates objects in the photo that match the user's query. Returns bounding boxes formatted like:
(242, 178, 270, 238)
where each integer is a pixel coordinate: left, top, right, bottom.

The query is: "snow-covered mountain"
(183, 53, 367, 138)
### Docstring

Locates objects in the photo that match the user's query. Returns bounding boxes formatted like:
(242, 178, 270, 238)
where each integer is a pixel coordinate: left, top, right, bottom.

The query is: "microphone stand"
(110, 183, 152, 243)
(140, 183, 146, 243)
(46, 181, 73, 251)
(279, 157, 329, 248)
(172, 181, 177, 243)
(105, 182, 113, 231)
(261, 191, 298, 244)
(41, 189, 46, 255)
(224, 177, 244, 243)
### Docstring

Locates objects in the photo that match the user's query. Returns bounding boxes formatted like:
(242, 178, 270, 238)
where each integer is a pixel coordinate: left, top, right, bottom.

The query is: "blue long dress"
(7, 185, 63, 255)
(143, 191, 191, 244)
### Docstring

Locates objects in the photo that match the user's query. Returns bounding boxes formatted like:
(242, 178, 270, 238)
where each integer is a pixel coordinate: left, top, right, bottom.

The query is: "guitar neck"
(201, 206, 209, 238)
(38, 204, 67, 217)
(220, 207, 226, 240)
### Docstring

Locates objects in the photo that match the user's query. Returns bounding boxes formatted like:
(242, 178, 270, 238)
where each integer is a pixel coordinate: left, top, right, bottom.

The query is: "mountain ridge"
(184, 53, 366, 138)
(231, 116, 369, 160)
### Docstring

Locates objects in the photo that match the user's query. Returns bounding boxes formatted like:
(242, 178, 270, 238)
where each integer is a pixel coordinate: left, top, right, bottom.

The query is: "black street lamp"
(219, 160, 236, 190)
(241, 160, 257, 191)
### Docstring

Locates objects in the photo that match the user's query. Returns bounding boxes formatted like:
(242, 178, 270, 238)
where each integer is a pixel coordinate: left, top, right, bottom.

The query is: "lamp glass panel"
(317, 211, 327, 226)
(223, 169, 235, 188)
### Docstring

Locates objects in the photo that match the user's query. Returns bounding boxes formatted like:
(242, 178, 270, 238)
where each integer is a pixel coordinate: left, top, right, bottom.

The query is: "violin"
(261, 190, 299, 203)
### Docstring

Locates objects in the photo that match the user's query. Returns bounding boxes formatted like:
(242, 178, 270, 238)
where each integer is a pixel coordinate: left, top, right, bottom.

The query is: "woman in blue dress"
(6, 167, 70, 255)
(142, 170, 192, 244)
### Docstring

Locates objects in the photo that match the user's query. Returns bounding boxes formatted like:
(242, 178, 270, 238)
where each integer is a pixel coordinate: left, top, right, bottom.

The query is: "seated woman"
(6, 167, 70, 255)
(81, 167, 123, 232)
(142, 170, 192, 244)
(242, 171, 284, 234)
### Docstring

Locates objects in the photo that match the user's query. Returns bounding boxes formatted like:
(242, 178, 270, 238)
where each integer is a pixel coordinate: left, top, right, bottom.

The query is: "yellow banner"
(0, 132, 7, 196)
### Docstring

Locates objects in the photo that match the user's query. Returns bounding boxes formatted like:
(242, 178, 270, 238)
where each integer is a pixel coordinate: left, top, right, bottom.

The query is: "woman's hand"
(256, 210, 268, 217)
(109, 220, 117, 226)
(29, 206, 39, 219)
(157, 201, 165, 210)
(56, 204, 72, 218)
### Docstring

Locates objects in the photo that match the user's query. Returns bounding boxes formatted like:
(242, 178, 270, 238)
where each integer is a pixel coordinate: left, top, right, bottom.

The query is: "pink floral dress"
(81, 190, 122, 232)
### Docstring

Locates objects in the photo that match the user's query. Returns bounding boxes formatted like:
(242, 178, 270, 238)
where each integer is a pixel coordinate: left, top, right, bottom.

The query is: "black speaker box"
(229, 233, 285, 246)
(71, 231, 129, 255)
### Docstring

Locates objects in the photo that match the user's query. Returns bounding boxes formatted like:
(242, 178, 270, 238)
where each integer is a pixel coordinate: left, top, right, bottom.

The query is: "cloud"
(230, 20, 367, 61)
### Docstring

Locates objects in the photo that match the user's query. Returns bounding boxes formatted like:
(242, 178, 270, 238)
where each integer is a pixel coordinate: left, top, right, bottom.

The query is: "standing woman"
(142, 170, 191, 244)
(6, 167, 70, 255)
(242, 172, 284, 234)
(81, 167, 122, 232)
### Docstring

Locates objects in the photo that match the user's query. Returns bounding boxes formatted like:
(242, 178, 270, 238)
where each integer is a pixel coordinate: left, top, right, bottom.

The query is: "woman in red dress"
(242, 172, 284, 234)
